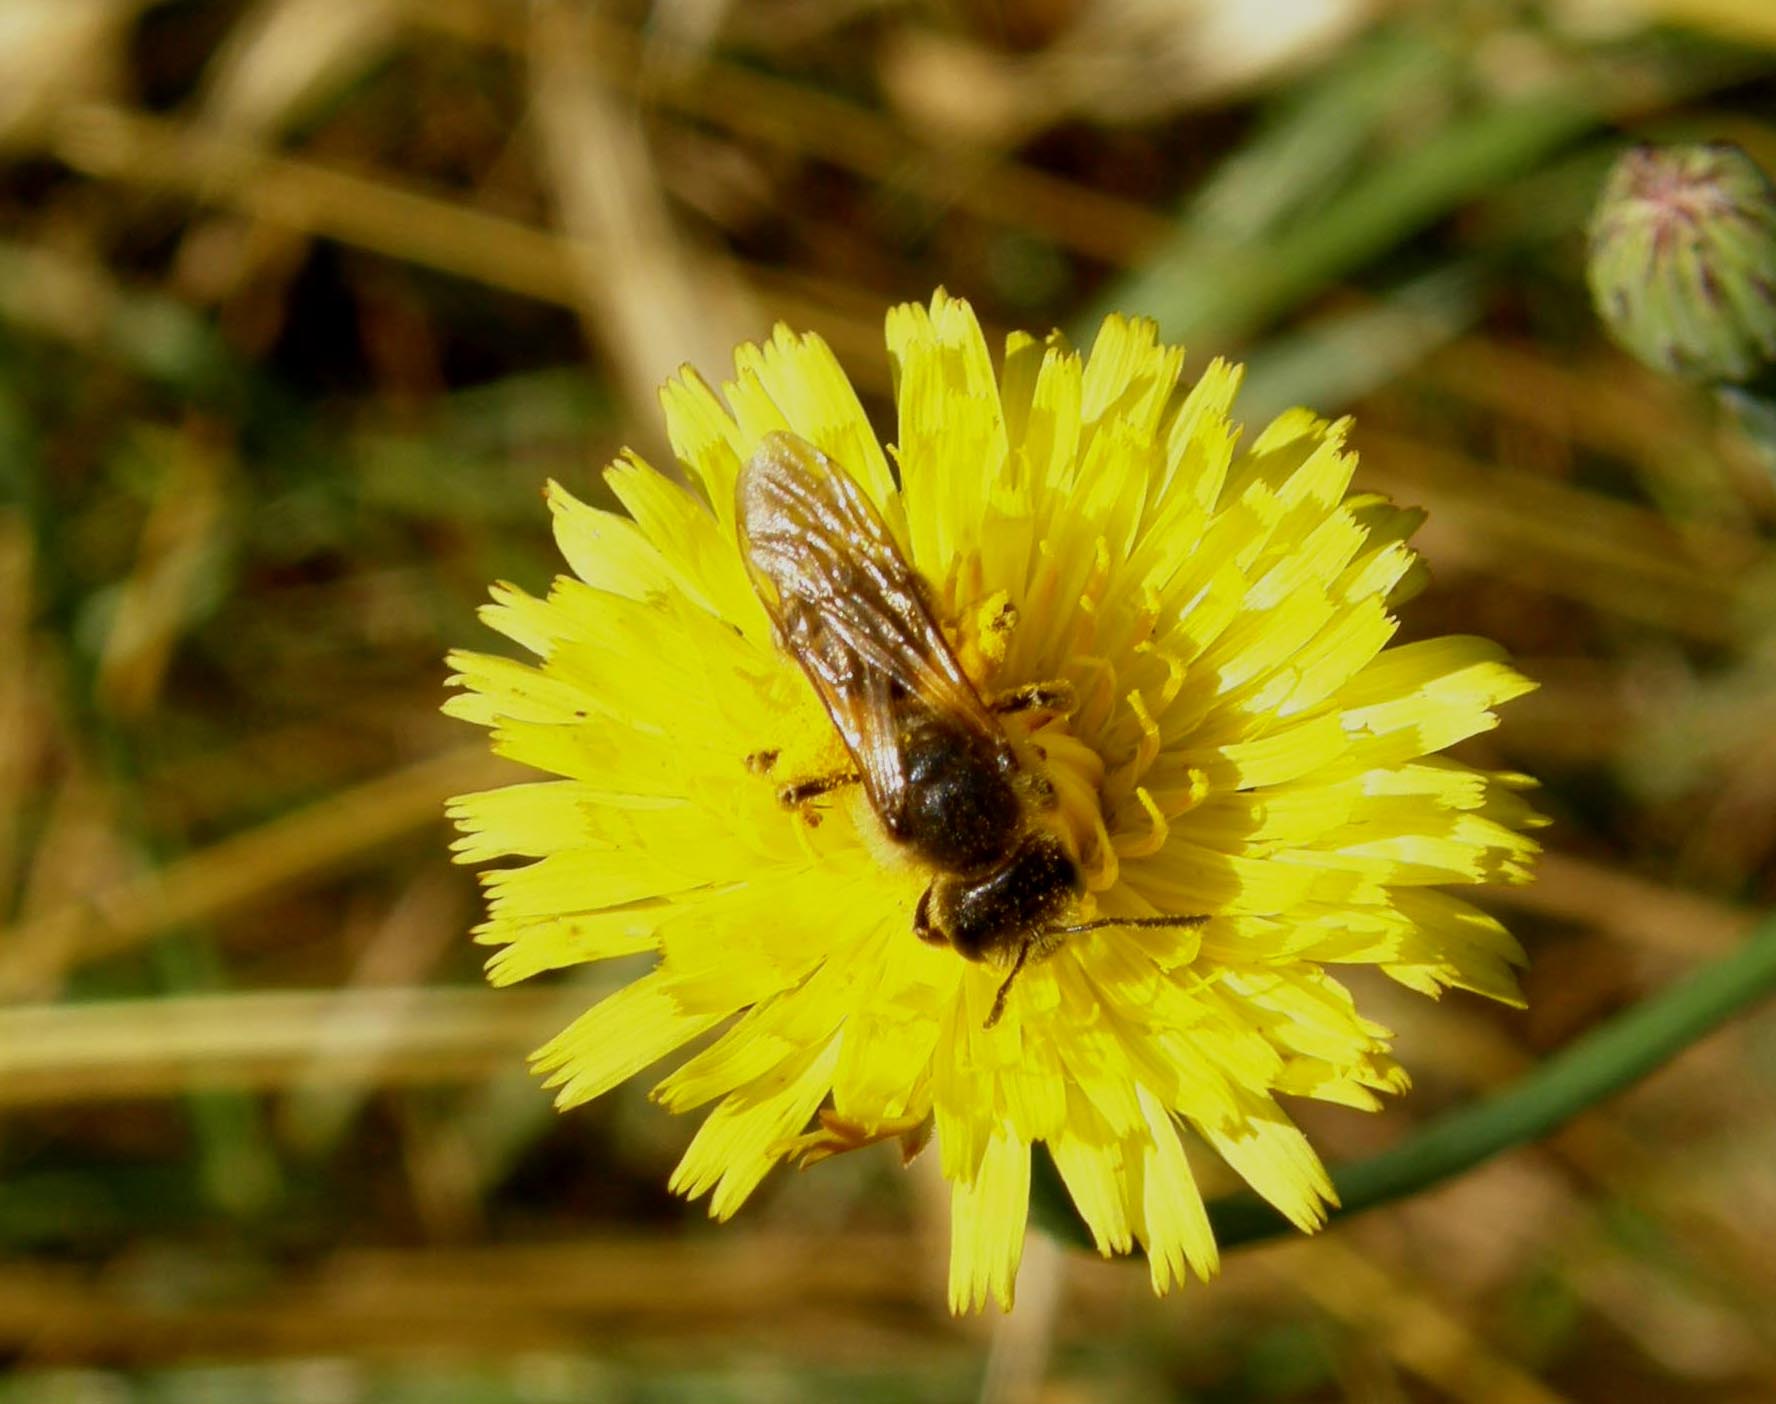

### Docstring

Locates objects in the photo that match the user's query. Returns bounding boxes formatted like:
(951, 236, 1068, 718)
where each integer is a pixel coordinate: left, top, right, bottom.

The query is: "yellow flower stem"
(1035, 909, 1776, 1252)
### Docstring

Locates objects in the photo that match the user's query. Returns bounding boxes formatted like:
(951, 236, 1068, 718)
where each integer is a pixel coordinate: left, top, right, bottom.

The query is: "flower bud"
(1587, 142, 1776, 383)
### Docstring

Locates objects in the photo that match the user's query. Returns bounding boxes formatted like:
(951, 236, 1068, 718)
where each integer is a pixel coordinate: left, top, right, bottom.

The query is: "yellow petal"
(1049, 1133, 1133, 1257)
(1196, 1097, 1336, 1233)
(1136, 1086, 1217, 1290)
(670, 1037, 842, 1219)
(532, 974, 728, 1110)
(948, 1127, 1032, 1313)
(888, 290, 1008, 580)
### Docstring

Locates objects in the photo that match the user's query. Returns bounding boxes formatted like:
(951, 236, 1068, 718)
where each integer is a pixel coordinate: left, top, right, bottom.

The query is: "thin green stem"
(1034, 909, 1776, 1252)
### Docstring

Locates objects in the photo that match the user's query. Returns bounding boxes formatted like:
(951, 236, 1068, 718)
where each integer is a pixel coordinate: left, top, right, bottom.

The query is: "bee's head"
(912, 835, 1080, 963)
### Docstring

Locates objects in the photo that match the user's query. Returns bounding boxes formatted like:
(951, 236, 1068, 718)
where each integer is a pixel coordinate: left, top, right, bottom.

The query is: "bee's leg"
(776, 769, 859, 809)
(988, 679, 1075, 717)
(913, 885, 950, 946)
(984, 942, 1033, 1029)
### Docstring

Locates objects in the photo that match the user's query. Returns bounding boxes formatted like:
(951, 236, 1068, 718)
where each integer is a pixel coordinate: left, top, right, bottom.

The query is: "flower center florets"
(950, 589, 1121, 896)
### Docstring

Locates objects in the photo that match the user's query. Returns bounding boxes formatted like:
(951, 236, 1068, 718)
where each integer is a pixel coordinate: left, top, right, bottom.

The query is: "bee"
(737, 430, 1204, 1026)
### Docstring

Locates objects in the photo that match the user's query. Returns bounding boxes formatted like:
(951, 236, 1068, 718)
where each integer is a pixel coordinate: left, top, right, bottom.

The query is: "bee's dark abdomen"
(942, 835, 1080, 962)
(895, 711, 1021, 873)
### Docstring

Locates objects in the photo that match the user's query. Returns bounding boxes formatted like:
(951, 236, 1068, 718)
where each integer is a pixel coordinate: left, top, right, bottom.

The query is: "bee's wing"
(737, 431, 1006, 828)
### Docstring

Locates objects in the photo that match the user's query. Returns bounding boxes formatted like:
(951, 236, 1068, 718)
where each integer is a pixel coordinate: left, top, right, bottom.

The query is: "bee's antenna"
(983, 943, 1033, 1030)
(1045, 914, 1209, 936)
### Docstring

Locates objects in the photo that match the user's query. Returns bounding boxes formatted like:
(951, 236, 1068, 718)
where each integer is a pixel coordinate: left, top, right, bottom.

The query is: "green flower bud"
(1587, 142, 1776, 383)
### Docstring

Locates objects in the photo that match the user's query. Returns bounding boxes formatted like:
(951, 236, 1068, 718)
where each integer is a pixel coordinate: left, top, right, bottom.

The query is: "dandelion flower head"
(446, 291, 1540, 1312)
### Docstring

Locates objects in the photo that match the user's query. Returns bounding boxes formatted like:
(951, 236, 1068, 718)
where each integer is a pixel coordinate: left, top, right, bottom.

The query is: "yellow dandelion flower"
(446, 290, 1540, 1313)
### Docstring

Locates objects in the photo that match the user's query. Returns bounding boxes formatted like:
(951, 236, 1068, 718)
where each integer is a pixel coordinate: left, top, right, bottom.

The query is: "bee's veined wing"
(736, 430, 1007, 830)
